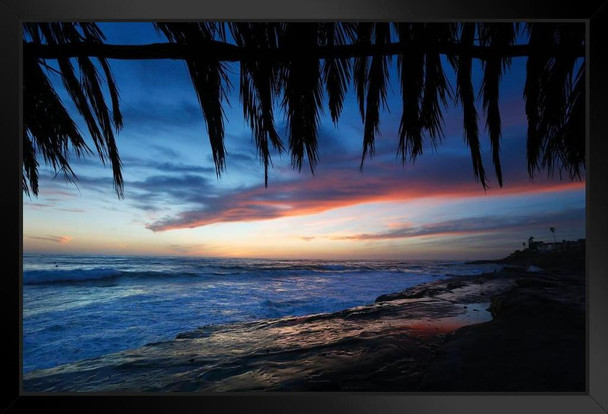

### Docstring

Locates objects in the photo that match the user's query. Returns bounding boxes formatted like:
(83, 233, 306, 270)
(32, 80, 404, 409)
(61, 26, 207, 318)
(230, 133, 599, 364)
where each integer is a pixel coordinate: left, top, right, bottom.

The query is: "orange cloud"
(147, 172, 584, 232)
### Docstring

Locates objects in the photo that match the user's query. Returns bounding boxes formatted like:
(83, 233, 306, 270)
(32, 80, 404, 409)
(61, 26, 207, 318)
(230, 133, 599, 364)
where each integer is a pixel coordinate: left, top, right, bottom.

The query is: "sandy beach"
(23, 247, 585, 393)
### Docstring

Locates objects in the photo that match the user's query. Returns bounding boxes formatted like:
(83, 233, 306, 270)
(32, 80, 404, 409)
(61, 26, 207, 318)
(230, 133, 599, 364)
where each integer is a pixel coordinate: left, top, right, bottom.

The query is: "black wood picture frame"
(1, 1, 607, 413)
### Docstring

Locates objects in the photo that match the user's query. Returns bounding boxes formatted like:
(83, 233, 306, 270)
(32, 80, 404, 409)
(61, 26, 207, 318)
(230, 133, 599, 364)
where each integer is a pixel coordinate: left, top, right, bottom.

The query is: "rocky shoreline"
(24, 255, 585, 392)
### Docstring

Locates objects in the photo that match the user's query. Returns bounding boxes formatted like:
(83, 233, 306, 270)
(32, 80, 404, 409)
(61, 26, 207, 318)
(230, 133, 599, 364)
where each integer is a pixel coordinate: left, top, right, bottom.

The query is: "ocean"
(22, 254, 501, 373)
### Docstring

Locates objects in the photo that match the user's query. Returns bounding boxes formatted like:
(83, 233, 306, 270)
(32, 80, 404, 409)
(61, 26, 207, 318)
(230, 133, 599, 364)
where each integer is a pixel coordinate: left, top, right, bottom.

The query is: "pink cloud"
(146, 168, 584, 232)
(28, 235, 73, 244)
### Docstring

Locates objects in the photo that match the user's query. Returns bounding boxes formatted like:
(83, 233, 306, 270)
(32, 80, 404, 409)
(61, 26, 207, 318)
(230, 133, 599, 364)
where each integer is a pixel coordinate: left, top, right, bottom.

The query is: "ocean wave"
(23, 268, 122, 285)
(22, 268, 210, 285)
(22, 261, 491, 286)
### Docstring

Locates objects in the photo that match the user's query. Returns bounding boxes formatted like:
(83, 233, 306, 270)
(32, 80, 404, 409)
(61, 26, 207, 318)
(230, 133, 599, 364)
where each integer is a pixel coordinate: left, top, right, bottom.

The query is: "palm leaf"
(280, 23, 324, 173)
(559, 61, 585, 179)
(22, 132, 39, 197)
(419, 23, 451, 149)
(537, 24, 585, 178)
(451, 23, 487, 188)
(231, 23, 284, 186)
(23, 23, 124, 196)
(77, 56, 124, 194)
(22, 22, 586, 197)
(351, 23, 373, 122)
(360, 23, 391, 167)
(524, 23, 553, 176)
(98, 59, 123, 130)
(156, 23, 230, 177)
(321, 23, 352, 125)
(23, 53, 89, 195)
(395, 24, 424, 162)
(78, 22, 123, 129)
(479, 23, 517, 187)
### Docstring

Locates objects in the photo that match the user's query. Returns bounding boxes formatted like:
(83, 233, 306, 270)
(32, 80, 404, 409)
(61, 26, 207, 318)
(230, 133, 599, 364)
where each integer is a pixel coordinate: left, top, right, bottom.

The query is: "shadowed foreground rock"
(420, 273, 585, 391)
(24, 267, 585, 392)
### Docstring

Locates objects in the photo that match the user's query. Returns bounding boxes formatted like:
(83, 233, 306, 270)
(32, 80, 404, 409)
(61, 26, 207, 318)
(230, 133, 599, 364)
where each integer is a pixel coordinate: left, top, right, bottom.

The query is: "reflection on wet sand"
(24, 276, 516, 392)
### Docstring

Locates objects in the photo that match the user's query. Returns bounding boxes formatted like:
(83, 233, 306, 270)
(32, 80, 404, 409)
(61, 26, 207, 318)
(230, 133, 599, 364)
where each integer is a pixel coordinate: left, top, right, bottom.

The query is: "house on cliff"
(528, 239, 585, 253)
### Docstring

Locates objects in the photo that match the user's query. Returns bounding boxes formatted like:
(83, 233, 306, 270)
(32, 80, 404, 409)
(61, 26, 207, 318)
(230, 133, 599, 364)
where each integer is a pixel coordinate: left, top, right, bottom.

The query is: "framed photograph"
(1, 0, 607, 413)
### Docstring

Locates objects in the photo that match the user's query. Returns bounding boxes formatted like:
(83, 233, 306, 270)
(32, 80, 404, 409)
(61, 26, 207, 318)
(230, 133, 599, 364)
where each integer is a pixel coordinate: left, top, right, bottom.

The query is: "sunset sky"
(22, 23, 586, 260)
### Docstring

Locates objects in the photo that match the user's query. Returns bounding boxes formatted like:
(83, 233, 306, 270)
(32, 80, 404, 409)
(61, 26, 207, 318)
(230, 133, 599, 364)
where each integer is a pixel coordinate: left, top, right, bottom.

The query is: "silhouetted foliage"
(24, 23, 124, 197)
(22, 22, 585, 196)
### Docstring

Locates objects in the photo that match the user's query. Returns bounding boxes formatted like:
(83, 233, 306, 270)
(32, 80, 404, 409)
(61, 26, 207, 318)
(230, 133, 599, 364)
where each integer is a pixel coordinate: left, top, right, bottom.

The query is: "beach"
(23, 248, 585, 392)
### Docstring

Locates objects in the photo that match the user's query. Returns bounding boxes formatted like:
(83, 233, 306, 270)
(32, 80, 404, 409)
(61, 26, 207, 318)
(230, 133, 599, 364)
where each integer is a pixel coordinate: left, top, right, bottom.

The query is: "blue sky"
(22, 23, 586, 260)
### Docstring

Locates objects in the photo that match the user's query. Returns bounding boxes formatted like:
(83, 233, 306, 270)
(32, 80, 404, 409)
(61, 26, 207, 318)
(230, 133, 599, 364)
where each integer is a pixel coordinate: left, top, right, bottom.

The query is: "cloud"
(27, 116, 585, 236)
(335, 207, 585, 241)
(55, 208, 86, 213)
(299, 236, 316, 242)
(70, 175, 116, 191)
(27, 235, 73, 244)
(145, 163, 584, 232)
(127, 174, 216, 206)
(38, 189, 78, 198)
(148, 145, 181, 159)
(28, 82, 585, 237)
(119, 156, 217, 176)
(23, 203, 52, 209)
(137, 100, 585, 233)
(50, 148, 216, 180)
(120, 100, 204, 132)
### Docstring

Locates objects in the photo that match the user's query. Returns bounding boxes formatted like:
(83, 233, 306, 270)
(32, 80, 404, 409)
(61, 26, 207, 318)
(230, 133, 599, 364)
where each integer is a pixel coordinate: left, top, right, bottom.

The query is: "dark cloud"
(129, 174, 215, 204)
(144, 158, 583, 232)
(28, 112, 584, 236)
(336, 208, 585, 241)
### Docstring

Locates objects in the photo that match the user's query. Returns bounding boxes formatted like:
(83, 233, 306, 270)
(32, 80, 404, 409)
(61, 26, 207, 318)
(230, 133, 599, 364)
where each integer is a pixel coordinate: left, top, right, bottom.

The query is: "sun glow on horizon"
(24, 181, 585, 261)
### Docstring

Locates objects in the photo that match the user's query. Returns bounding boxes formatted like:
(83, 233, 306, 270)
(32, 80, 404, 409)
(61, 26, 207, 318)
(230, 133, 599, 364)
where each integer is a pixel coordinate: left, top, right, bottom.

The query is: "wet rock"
(23, 269, 584, 393)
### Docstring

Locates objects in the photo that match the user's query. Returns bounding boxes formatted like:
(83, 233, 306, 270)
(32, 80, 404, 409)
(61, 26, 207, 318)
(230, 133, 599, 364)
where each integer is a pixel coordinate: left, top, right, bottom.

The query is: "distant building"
(528, 239, 585, 253)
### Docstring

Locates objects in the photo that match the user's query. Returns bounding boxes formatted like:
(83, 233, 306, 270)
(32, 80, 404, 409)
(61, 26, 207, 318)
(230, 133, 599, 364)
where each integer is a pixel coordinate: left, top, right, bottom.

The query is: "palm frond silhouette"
(24, 23, 124, 197)
(22, 22, 585, 196)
